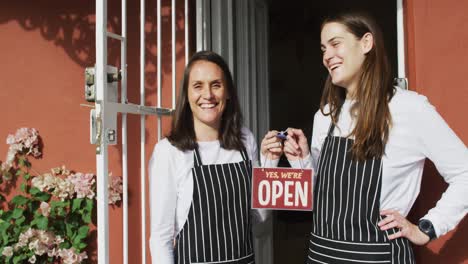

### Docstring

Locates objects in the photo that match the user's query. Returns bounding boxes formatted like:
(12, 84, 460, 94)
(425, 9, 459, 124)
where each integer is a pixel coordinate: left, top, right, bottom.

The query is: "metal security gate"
(91, 0, 189, 263)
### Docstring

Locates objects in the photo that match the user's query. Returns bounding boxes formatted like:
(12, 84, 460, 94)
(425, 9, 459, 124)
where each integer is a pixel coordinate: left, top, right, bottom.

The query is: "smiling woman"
(263, 11, 468, 264)
(149, 51, 268, 264)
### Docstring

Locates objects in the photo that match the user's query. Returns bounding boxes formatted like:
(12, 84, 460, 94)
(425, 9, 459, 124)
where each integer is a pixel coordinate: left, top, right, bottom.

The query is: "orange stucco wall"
(0, 0, 189, 262)
(405, 0, 468, 263)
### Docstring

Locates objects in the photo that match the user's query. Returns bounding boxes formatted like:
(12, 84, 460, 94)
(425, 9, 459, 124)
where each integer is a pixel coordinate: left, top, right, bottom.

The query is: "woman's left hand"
(379, 209, 430, 246)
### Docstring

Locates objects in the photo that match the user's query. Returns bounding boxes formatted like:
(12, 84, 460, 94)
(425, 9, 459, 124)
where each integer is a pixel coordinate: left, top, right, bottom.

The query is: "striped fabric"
(307, 124, 414, 264)
(175, 147, 255, 264)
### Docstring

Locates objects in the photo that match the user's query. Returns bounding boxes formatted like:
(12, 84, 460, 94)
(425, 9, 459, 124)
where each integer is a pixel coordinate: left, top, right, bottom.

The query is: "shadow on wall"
(0, 0, 186, 94)
(408, 161, 468, 263)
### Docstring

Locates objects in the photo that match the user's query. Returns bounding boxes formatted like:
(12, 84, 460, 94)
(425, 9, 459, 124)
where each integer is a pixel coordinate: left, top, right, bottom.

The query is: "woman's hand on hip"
(379, 209, 430, 246)
(283, 128, 310, 161)
(261, 130, 283, 160)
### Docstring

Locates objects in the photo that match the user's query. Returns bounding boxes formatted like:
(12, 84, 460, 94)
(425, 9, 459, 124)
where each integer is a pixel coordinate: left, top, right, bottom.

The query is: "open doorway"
(268, 1, 398, 263)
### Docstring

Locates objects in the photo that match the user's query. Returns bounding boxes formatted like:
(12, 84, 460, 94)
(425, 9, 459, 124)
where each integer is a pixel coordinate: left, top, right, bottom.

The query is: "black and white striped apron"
(175, 146, 255, 264)
(307, 123, 415, 264)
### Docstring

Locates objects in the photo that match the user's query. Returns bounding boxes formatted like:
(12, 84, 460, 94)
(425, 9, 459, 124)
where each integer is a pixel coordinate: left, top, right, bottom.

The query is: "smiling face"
(188, 60, 229, 131)
(321, 22, 371, 95)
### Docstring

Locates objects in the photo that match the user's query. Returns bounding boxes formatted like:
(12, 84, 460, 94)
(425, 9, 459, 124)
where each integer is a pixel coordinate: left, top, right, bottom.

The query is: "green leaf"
(0, 222, 10, 233)
(82, 211, 92, 224)
(1, 211, 12, 222)
(73, 235, 82, 245)
(34, 191, 51, 202)
(15, 170, 22, 176)
(72, 198, 83, 213)
(77, 242, 87, 250)
(2, 232, 9, 245)
(29, 187, 41, 195)
(66, 223, 74, 238)
(51, 200, 68, 208)
(20, 183, 26, 193)
(84, 198, 94, 212)
(34, 216, 48, 230)
(77, 225, 89, 238)
(13, 254, 27, 264)
(16, 216, 26, 226)
(23, 159, 31, 168)
(51, 200, 69, 217)
(23, 173, 30, 180)
(81, 198, 94, 224)
(60, 241, 71, 249)
(11, 208, 24, 219)
(11, 195, 28, 206)
(57, 207, 66, 217)
(5, 255, 13, 263)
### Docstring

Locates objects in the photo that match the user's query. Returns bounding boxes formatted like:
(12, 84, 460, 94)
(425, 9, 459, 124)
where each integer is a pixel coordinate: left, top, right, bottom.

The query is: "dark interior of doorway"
(268, 1, 397, 263)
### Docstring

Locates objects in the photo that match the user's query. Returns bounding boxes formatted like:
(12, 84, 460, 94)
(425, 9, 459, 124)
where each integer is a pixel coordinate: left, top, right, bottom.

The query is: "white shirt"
(149, 127, 268, 264)
(288, 87, 468, 238)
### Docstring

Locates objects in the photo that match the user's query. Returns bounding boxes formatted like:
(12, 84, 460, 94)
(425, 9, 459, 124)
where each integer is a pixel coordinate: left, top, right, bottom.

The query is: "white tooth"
(201, 103, 216, 109)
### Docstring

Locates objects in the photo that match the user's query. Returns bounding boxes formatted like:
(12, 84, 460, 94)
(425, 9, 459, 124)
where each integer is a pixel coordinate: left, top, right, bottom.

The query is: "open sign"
(251, 167, 313, 211)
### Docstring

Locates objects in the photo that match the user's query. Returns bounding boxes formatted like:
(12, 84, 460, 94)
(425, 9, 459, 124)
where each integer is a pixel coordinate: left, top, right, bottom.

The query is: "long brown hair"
(320, 12, 395, 160)
(167, 51, 244, 151)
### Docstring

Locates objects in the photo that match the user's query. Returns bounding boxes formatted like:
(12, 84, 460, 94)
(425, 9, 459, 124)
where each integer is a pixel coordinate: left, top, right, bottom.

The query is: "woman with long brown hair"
(150, 51, 266, 264)
(261, 11, 468, 263)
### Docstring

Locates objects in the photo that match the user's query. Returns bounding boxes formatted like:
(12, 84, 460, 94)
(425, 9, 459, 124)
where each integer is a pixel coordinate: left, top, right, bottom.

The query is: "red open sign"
(251, 167, 313, 211)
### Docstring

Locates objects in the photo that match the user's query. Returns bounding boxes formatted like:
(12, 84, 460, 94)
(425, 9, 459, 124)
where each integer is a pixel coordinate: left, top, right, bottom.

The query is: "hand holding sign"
(261, 130, 284, 160)
(283, 128, 310, 161)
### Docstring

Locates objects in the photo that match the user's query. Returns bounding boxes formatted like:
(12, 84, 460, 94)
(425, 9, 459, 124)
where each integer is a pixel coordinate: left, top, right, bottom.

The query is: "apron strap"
(193, 145, 203, 167)
(327, 122, 336, 137)
(239, 147, 249, 162)
(327, 100, 345, 137)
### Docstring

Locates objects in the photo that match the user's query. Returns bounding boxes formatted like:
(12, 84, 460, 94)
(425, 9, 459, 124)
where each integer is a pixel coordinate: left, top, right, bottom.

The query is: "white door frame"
(396, 0, 408, 89)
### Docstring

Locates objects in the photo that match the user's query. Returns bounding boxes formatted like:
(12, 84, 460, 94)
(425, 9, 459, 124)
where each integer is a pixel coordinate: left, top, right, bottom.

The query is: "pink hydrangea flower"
(39, 202, 50, 217)
(2, 128, 41, 172)
(12, 228, 78, 260)
(108, 174, 123, 205)
(1, 246, 13, 257)
(68, 173, 95, 199)
(57, 248, 88, 264)
(28, 255, 36, 263)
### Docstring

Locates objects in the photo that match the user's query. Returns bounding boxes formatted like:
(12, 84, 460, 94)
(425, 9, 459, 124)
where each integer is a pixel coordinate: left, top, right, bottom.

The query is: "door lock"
(84, 66, 122, 102)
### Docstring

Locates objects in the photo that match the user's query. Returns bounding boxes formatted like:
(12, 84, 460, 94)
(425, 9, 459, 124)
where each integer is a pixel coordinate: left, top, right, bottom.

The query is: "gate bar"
(108, 32, 125, 41)
(157, 0, 162, 141)
(172, 0, 176, 108)
(185, 0, 189, 64)
(96, 0, 110, 263)
(140, 0, 147, 262)
(121, 0, 129, 262)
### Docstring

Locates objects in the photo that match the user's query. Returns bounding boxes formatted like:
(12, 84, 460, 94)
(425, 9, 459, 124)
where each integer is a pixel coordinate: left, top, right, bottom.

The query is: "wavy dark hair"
(320, 12, 395, 160)
(167, 51, 244, 151)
